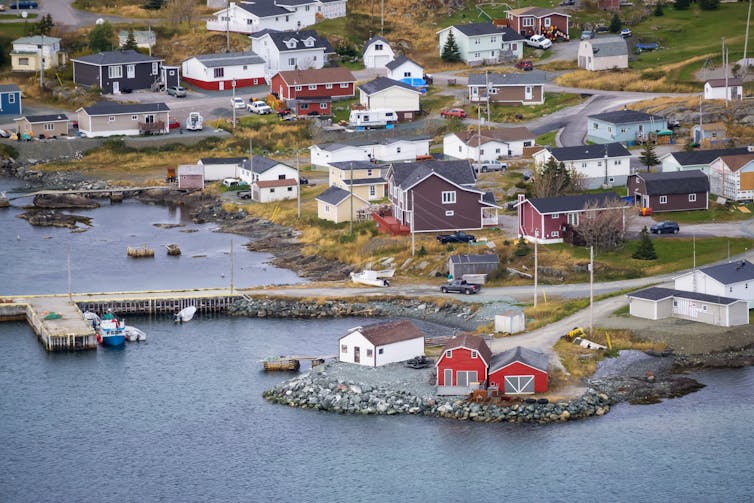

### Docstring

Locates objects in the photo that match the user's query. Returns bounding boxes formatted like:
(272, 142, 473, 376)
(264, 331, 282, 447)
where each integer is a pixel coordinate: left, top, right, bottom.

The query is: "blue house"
(587, 109, 667, 145)
(0, 84, 22, 116)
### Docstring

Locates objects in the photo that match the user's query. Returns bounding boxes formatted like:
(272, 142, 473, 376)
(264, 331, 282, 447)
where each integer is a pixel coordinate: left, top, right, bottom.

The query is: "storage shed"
(338, 320, 425, 367)
(435, 333, 492, 395)
(177, 164, 205, 190)
(488, 346, 548, 394)
(627, 286, 749, 327)
(494, 310, 526, 334)
(448, 254, 499, 282)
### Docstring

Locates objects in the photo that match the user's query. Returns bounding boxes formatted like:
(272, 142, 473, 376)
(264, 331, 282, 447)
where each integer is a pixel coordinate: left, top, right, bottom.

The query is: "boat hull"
(101, 334, 126, 347)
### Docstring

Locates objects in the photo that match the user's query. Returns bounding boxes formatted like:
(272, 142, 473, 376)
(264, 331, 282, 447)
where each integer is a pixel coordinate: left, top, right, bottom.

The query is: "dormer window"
(286, 40, 297, 48)
(374, 43, 383, 51)
(303, 37, 315, 47)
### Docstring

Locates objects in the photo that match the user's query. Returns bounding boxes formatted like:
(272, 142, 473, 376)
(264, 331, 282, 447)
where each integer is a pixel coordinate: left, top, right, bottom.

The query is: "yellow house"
(328, 161, 386, 202)
(11, 36, 67, 72)
(316, 186, 370, 223)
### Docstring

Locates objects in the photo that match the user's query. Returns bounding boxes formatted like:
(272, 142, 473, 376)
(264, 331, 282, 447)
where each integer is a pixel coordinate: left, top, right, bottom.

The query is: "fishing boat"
(175, 305, 197, 323)
(124, 325, 147, 342)
(97, 318, 126, 347)
(350, 269, 393, 287)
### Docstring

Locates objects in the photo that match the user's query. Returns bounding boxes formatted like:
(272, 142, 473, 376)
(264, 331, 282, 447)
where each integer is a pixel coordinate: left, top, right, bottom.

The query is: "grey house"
(627, 287, 748, 327)
(659, 147, 751, 175)
(468, 71, 545, 105)
(448, 254, 500, 282)
(72, 49, 164, 94)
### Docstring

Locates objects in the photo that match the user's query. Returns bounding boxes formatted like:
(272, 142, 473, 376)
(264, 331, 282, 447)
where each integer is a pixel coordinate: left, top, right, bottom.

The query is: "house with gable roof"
(506, 6, 570, 39)
(328, 160, 387, 202)
(435, 333, 492, 395)
(437, 23, 524, 65)
(708, 152, 754, 201)
(515, 192, 628, 244)
(704, 78, 743, 101)
(11, 36, 67, 72)
(627, 287, 749, 327)
(316, 185, 371, 223)
(338, 320, 425, 367)
(0, 84, 22, 116)
(443, 126, 535, 160)
(385, 55, 424, 83)
(587, 109, 668, 145)
(577, 36, 628, 71)
(181, 51, 266, 90)
(386, 159, 500, 232)
(488, 346, 549, 394)
(250, 29, 334, 80)
(207, 0, 319, 34)
(362, 36, 394, 68)
(358, 77, 422, 121)
(674, 260, 754, 309)
(309, 137, 430, 168)
(270, 67, 355, 101)
(14, 114, 69, 139)
(72, 49, 163, 94)
(468, 71, 544, 106)
(659, 147, 751, 175)
(626, 170, 709, 213)
(198, 157, 246, 181)
(237, 155, 299, 203)
(532, 143, 632, 189)
(76, 102, 170, 137)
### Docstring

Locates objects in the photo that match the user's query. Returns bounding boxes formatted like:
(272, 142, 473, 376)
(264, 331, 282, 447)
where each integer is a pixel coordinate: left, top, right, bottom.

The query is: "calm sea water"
(1, 176, 753, 502)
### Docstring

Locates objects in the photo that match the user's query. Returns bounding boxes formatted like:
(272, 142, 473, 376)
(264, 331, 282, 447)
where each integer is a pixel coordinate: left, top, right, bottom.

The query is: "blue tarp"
(400, 78, 428, 94)
(635, 42, 659, 51)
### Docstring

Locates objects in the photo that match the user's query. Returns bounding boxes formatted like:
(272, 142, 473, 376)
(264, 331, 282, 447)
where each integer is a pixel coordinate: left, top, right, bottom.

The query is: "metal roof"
(390, 159, 476, 189)
(665, 147, 750, 167)
(72, 49, 162, 66)
(588, 36, 628, 57)
(241, 155, 290, 174)
(439, 333, 492, 366)
(547, 142, 630, 161)
(349, 320, 425, 347)
(449, 254, 500, 265)
(276, 67, 355, 85)
(706, 78, 743, 87)
(526, 192, 624, 214)
(316, 185, 351, 205)
(489, 346, 549, 374)
(385, 55, 421, 71)
(588, 110, 665, 125)
(628, 286, 743, 305)
(358, 76, 421, 95)
(699, 260, 754, 285)
(454, 126, 535, 146)
(22, 114, 69, 123)
(634, 170, 709, 195)
(200, 157, 247, 165)
(468, 71, 545, 86)
(80, 102, 170, 115)
(190, 51, 264, 67)
(0, 84, 21, 93)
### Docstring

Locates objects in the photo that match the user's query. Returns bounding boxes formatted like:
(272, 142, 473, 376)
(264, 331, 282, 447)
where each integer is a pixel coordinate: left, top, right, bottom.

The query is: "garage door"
(504, 375, 534, 394)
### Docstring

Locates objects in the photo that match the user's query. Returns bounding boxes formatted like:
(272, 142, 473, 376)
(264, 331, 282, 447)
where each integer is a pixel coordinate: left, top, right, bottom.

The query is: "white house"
(436, 23, 524, 65)
(238, 155, 299, 203)
(11, 36, 67, 72)
(250, 29, 334, 80)
(385, 55, 424, 83)
(577, 36, 628, 71)
(443, 127, 535, 160)
(338, 320, 425, 367)
(198, 157, 246, 181)
(181, 51, 266, 90)
(358, 77, 422, 121)
(316, 0, 347, 18)
(627, 287, 748, 327)
(708, 152, 754, 201)
(310, 137, 431, 168)
(207, 0, 318, 34)
(532, 143, 632, 189)
(362, 36, 395, 68)
(659, 147, 751, 175)
(674, 260, 754, 309)
(704, 78, 743, 101)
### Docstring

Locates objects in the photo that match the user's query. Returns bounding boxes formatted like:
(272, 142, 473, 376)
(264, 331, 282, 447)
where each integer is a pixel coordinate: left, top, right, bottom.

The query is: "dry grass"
(555, 69, 698, 93)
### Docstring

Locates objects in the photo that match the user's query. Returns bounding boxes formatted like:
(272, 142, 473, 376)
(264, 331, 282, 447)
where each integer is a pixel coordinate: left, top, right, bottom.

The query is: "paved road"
(42, 0, 146, 27)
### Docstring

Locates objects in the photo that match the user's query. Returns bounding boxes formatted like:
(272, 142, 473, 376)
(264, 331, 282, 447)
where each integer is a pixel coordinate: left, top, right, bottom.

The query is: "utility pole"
(589, 245, 594, 337)
(692, 233, 697, 292)
(533, 240, 538, 308)
(485, 70, 490, 126)
(39, 34, 45, 89)
(296, 143, 301, 219)
(232, 79, 237, 129)
(349, 162, 354, 235)
(411, 190, 415, 256)
(381, 0, 384, 36)
(230, 239, 234, 295)
(745, 0, 752, 65)
(226, 0, 231, 52)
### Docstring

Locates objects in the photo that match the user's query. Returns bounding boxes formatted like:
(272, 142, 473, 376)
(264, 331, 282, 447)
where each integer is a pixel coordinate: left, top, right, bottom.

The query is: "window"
(320, 102, 328, 109)
(474, 52, 480, 59)
(551, 213, 560, 219)
(495, 148, 501, 154)
(151, 62, 158, 75)
(607, 127, 612, 133)
(270, 188, 275, 193)
(278, 174, 286, 180)
(673, 300, 678, 307)
(524, 141, 532, 147)
(544, 18, 551, 27)
(9, 94, 15, 104)
(396, 147, 401, 153)
(445, 350, 452, 358)
(308, 84, 317, 90)
(44, 123, 54, 131)
(523, 18, 534, 27)
(366, 348, 373, 357)
(567, 213, 579, 226)
(702, 305, 707, 312)
(609, 177, 615, 183)
(552, 231, 560, 237)
(214, 67, 224, 78)
(474, 38, 480, 45)
(378, 348, 384, 355)
(593, 123, 599, 129)
(288, 57, 296, 66)
(295, 85, 302, 91)
(620, 127, 627, 133)
(374, 43, 383, 51)
(480, 149, 485, 156)
(445, 210, 454, 216)
(108, 116, 115, 122)
(325, 83, 333, 89)
(108, 65, 122, 79)
(659, 195, 668, 204)
(490, 37, 496, 43)
(689, 193, 697, 202)
(471, 351, 478, 358)
(126, 64, 135, 79)
(131, 115, 138, 121)
(19, 57, 29, 65)
(614, 160, 621, 165)
(300, 103, 309, 109)
(404, 71, 411, 78)
(340, 83, 349, 88)
(441, 191, 456, 204)
(341, 344, 347, 353)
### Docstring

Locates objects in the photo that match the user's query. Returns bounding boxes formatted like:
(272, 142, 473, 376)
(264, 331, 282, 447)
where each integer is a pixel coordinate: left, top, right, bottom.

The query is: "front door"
(525, 86, 533, 100)
(354, 346, 360, 363)
(443, 369, 452, 386)
(112, 81, 120, 94)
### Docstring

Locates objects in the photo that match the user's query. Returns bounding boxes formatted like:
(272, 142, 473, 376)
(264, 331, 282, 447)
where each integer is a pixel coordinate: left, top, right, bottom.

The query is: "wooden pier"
(1, 288, 245, 352)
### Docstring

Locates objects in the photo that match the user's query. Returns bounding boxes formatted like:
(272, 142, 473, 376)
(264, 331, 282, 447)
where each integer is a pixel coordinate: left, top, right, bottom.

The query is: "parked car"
(440, 108, 467, 119)
(441, 280, 482, 295)
(437, 231, 476, 244)
(231, 97, 246, 109)
(650, 221, 679, 234)
(515, 60, 534, 71)
(580, 30, 594, 40)
(620, 28, 632, 38)
(236, 190, 251, 200)
(526, 35, 552, 50)
(472, 161, 507, 173)
(247, 101, 272, 114)
(560, 0, 575, 5)
(222, 177, 241, 188)
(10, 1, 38, 9)
(166, 85, 187, 97)
(299, 177, 309, 185)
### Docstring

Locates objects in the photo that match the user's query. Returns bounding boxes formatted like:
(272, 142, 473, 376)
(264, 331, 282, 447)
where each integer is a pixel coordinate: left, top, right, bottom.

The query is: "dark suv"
(650, 221, 679, 234)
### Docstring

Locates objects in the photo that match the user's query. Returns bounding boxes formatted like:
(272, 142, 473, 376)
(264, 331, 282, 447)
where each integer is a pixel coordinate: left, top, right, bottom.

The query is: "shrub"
(417, 245, 427, 257)
(632, 226, 657, 260)
(514, 238, 530, 256)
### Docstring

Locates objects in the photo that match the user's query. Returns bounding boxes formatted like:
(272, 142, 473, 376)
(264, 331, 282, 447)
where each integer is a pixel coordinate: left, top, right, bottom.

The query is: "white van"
(222, 178, 241, 188)
(348, 109, 397, 128)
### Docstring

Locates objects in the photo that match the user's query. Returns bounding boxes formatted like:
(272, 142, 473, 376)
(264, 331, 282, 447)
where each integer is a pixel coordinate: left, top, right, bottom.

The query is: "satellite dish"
(96, 18, 105, 25)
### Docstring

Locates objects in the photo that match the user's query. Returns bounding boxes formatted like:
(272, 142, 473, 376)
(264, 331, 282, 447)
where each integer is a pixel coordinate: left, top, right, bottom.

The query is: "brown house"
(468, 72, 544, 106)
(271, 67, 356, 101)
(627, 170, 709, 213)
(506, 7, 570, 39)
(386, 159, 500, 233)
(14, 114, 69, 139)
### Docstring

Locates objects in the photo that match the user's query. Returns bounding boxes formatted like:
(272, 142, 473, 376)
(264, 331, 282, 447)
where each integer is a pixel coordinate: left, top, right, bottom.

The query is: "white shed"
(627, 286, 749, 327)
(674, 260, 754, 308)
(362, 36, 394, 69)
(577, 36, 628, 71)
(358, 77, 422, 121)
(198, 157, 246, 181)
(385, 55, 424, 82)
(704, 78, 743, 101)
(494, 310, 526, 334)
(338, 320, 425, 367)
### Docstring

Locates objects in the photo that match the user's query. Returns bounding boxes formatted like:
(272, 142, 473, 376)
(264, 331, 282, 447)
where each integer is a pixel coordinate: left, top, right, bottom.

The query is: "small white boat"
(350, 270, 391, 287)
(83, 310, 101, 328)
(124, 325, 146, 342)
(373, 269, 395, 278)
(175, 305, 197, 323)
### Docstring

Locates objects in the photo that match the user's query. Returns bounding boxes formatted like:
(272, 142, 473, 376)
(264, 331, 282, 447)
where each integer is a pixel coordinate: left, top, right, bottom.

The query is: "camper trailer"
(185, 112, 203, 131)
(348, 109, 397, 129)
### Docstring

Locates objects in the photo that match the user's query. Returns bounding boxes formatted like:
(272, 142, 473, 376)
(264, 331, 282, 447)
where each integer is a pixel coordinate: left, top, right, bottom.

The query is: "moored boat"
(124, 325, 147, 342)
(350, 270, 391, 287)
(97, 318, 126, 347)
(175, 305, 197, 323)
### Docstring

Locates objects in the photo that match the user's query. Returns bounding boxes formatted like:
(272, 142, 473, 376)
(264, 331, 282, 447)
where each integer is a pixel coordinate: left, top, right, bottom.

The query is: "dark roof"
(259, 29, 334, 54)
(242, 155, 289, 174)
(628, 286, 743, 305)
(358, 76, 420, 95)
(588, 110, 665, 125)
(699, 260, 754, 285)
(0, 84, 21, 93)
(451, 22, 504, 37)
(342, 177, 385, 186)
(72, 49, 162, 65)
(449, 254, 500, 265)
(439, 333, 492, 366)
(80, 102, 170, 115)
(316, 185, 351, 205)
(468, 71, 544, 86)
(707, 78, 744, 88)
(390, 159, 476, 189)
(634, 170, 709, 195)
(330, 160, 379, 170)
(482, 191, 498, 206)
(526, 192, 624, 214)
(190, 51, 264, 67)
(489, 346, 549, 374)
(23, 114, 69, 123)
(354, 320, 425, 346)
(385, 55, 421, 71)
(547, 142, 630, 161)
(667, 147, 751, 167)
(588, 36, 628, 57)
(235, 0, 297, 17)
(200, 157, 247, 165)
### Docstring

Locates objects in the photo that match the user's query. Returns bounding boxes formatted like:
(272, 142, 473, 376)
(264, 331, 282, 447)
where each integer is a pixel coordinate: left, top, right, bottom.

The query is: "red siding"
(488, 361, 548, 393)
(411, 175, 485, 232)
(295, 101, 330, 116)
(436, 347, 488, 386)
(271, 74, 355, 100)
(511, 13, 569, 38)
(182, 76, 265, 91)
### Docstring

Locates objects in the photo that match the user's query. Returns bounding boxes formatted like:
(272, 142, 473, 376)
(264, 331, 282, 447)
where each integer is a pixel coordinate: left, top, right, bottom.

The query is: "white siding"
(375, 337, 424, 366)
(373, 140, 429, 161)
(387, 61, 424, 81)
(338, 332, 375, 366)
(675, 270, 754, 308)
(363, 42, 395, 69)
(360, 87, 420, 113)
(199, 162, 241, 181)
(338, 331, 422, 367)
(181, 57, 265, 84)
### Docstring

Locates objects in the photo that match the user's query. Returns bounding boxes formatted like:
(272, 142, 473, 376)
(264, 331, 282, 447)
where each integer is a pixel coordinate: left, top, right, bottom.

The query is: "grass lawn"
(659, 201, 754, 224)
(536, 130, 557, 147)
(0, 13, 37, 20)
(0, 22, 32, 41)
(488, 92, 586, 123)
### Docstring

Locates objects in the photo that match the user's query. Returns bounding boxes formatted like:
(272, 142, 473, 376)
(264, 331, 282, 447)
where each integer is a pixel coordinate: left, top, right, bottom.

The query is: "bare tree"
(165, 0, 198, 28)
(574, 200, 632, 251)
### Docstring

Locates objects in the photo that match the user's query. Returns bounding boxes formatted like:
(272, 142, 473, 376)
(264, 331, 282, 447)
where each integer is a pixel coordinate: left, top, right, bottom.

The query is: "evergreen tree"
(88, 21, 115, 53)
(654, 2, 664, 16)
(632, 226, 657, 260)
(699, 0, 719, 9)
(639, 141, 660, 171)
(608, 13, 622, 33)
(123, 28, 139, 51)
(441, 31, 461, 62)
(143, 0, 165, 9)
(37, 14, 55, 35)
(674, 0, 690, 10)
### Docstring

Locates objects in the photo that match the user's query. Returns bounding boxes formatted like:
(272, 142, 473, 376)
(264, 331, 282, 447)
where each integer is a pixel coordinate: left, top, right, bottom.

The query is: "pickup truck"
(437, 232, 476, 244)
(472, 161, 507, 173)
(247, 101, 273, 114)
(441, 280, 481, 295)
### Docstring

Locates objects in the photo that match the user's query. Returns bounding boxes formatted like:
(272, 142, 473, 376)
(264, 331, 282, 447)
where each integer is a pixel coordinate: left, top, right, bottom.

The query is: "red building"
(488, 346, 549, 394)
(271, 67, 356, 101)
(506, 7, 570, 39)
(290, 96, 332, 117)
(435, 334, 492, 393)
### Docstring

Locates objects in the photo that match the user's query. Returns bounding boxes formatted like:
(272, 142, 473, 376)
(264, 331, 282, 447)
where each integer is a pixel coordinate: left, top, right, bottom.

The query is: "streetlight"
(232, 78, 237, 129)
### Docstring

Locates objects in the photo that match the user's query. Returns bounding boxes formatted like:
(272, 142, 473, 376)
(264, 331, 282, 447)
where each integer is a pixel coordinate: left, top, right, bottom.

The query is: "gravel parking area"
(312, 360, 437, 397)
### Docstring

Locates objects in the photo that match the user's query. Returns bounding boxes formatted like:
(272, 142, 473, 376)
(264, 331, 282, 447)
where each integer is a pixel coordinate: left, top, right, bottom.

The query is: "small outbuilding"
(494, 310, 526, 334)
(488, 346, 549, 394)
(578, 36, 628, 71)
(627, 286, 749, 327)
(362, 36, 394, 69)
(177, 164, 205, 190)
(704, 78, 743, 101)
(338, 320, 425, 367)
(435, 333, 492, 395)
(674, 260, 754, 309)
(626, 170, 709, 213)
(448, 254, 499, 282)
(14, 114, 69, 139)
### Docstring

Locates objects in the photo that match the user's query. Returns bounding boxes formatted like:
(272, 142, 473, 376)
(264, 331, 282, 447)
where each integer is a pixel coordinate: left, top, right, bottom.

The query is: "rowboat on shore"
(350, 269, 394, 287)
